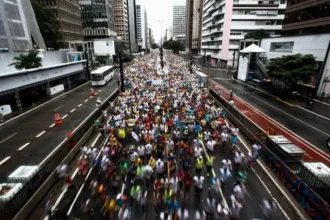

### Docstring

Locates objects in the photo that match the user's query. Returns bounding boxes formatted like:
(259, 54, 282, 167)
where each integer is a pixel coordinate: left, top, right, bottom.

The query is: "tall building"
(79, 0, 117, 40)
(136, 4, 147, 50)
(43, 0, 83, 46)
(173, 5, 186, 37)
(186, 0, 193, 52)
(127, 0, 138, 52)
(282, 0, 330, 36)
(166, 25, 173, 41)
(201, 0, 286, 67)
(192, 0, 203, 54)
(114, 0, 129, 41)
(0, 0, 45, 52)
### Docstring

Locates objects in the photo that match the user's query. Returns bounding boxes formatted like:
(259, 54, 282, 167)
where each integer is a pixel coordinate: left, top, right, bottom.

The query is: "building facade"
(282, 0, 330, 36)
(43, 0, 83, 46)
(202, 0, 286, 67)
(173, 5, 186, 37)
(185, 0, 193, 52)
(79, 0, 117, 40)
(114, 0, 129, 41)
(127, 0, 138, 52)
(136, 4, 147, 50)
(191, 0, 203, 54)
(0, 0, 40, 52)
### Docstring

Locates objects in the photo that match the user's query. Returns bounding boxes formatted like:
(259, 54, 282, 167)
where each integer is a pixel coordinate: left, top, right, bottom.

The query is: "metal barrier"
(0, 89, 119, 219)
(209, 89, 330, 219)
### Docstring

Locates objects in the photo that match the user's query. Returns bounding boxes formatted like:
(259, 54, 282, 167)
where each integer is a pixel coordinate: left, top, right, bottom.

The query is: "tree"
(267, 54, 318, 90)
(31, 0, 61, 49)
(162, 40, 183, 53)
(9, 51, 43, 70)
(151, 43, 159, 49)
(244, 29, 270, 40)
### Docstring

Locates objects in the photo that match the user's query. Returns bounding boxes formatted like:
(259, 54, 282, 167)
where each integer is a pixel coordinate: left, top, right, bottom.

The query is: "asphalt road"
(0, 79, 118, 181)
(201, 67, 330, 156)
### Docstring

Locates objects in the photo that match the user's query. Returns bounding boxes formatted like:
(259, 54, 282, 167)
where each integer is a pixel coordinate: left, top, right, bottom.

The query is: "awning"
(240, 44, 266, 53)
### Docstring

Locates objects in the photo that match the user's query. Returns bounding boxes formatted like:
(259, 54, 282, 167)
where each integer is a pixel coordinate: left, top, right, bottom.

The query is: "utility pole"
(119, 52, 125, 92)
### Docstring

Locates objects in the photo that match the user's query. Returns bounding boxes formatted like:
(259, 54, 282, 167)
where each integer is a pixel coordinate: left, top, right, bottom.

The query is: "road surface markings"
(98, 89, 102, 92)
(0, 156, 11, 165)
(89, 96, 93, 98)
(296, 105, 330, 122)
(49, 123, 55, 128)
(36, 130, 46, 138)
(0, 133, 17, 145)
(62, 114, 68, 119)
(92, 133, 101, 147)
(70, 108, 76, 113)
(276, 98, 295, 107)
(54, 105, 63, 111)
(77, 104, 83, 108)
(84, 99, 89, 102)
(17, 143, 30, 151)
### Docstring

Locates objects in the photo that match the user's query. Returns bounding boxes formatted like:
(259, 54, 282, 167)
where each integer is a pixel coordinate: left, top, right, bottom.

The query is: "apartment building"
(282, 0, 330, 35)
(127, 0, 138, 52)
(173, 5, 186, 37)
(136, 4, 147, 50)
(192, 0, 203, 54)
(114, 0, 129, 41)
(79, 0, 117, 40)
(186, 0, 193, 52)
(43, 0, 83, 46)
(0, 0, 46, 52)
(201, 0, 286, 67)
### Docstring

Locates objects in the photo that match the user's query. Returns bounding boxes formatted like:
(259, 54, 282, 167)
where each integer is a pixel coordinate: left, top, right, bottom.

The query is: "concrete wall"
(260, 34, 330, 61)
(0, 51, 68, 74)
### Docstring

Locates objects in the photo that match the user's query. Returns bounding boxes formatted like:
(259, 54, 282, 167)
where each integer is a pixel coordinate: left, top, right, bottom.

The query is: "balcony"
(201, 44, 221, 50)
(233, 0, 280, 5)
(282, 17, 330, 32)
(202, 36, 222, 43)
(231, 14, 285, 20)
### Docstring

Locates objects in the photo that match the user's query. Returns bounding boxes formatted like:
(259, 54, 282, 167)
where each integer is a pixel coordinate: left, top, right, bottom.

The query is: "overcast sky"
(136, 0, 186, 44)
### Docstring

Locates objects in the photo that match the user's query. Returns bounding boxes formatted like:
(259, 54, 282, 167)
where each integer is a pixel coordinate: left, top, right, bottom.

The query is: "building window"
(270, 42, 294, 53)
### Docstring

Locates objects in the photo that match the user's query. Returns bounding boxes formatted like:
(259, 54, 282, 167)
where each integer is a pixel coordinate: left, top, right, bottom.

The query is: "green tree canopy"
(162, 39, 183, 53)
(267, 54, 318, 89)
(151, 43, 159, 49)
(244, 29, 270, 40)
(31, 0, 60, 49)
(9, 51, 43, 70)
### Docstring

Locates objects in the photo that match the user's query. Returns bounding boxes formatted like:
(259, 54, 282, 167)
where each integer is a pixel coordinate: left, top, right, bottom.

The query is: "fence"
(209, 88, 330, 219)
(0, 89, 119, 219)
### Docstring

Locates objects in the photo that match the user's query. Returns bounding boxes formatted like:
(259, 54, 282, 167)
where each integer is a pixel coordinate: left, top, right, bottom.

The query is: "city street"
(202, 67, 330, 155)
(0, 80, 118, 181)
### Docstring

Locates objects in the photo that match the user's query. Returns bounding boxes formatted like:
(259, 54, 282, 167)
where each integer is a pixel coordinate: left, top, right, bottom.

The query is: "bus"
(91, 65, 117, 86)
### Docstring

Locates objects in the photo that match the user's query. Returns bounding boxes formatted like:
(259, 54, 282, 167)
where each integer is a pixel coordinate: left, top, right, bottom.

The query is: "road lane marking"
(39, 138, 68, 166)
(49, 123, 55, 128)
(0, 156, 11, 165)
(70, 108, 76, 113)
(62, 114, 68, 119)
(0, 133, 17, 145)
(276, 98, 295, 107)
(84, 99, 89, 102)
(98, 89, 102, 92)
(77, 104, 83, 108)
(54, 105, 63, 111)
(36, 130, 46, 138)
(296, 105, 330, 122)
(92, 133, 101, 147)
(17, 142, 30, 151)
(89, 96, 93, 98)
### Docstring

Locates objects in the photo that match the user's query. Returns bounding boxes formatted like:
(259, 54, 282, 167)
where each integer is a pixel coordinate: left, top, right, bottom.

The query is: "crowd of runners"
(51, 52, 278, 220)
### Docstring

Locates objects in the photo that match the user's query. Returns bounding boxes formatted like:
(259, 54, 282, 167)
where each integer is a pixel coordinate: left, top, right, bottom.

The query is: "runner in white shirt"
(221, 131, 229, 147)
(204, 130, 211, 142)
(166, 139, 175, 151)
(234, 150, 245, 167)
(145, 144, 153, 156)
(193, 175, 205, 190)
(192, 138, 199, 148)
(231, 127, 239, 136)
(222, 159, 232, 170)
(155, 159, 164, 176)
(130, 151, 138, 162)
(170, 176, 179, 194)
(206, 139, 216, 152)
(194, 146, 203, 158)
(137, 145, 145, 158)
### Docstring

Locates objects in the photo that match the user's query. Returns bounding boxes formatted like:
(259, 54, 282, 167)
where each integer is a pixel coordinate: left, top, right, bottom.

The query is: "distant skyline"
(136, 0, 186, 45)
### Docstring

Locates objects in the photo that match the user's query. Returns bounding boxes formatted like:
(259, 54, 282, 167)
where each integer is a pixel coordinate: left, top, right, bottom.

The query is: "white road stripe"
(84, 99, 89, 102)
(77, 104, 83, 108)
(54, 105, 63, 111)
(0, 156, 11, 165)
(0, 133, 17, 145)
(17, 142, 30, 151)
(62, 114, 68, 119)
(70, 108, 76, 113)
(98, 90, 102, 92)
(49, 123, 55, 128)
(89, 96, 93, 99)
(91, 133, 101, 147)
(36, 131, 46, 138)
